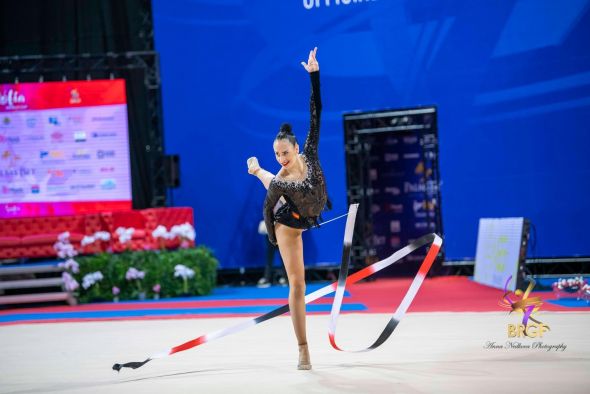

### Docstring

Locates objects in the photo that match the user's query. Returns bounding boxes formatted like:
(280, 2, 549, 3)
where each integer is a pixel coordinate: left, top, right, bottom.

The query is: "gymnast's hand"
(247, 157, 261, 175)
(301, 47, 319, 73)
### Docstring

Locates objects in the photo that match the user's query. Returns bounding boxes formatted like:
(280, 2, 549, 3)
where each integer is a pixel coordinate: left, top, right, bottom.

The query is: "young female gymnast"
(247, 47, 329, 370)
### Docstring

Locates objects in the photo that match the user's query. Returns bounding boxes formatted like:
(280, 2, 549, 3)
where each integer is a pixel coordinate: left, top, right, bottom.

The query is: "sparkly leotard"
(263, 71, 328, 245)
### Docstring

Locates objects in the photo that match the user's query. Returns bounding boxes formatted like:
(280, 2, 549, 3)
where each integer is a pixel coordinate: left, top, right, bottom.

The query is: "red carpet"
(1, 276, 587, 326)
(348, 276, 590, 313)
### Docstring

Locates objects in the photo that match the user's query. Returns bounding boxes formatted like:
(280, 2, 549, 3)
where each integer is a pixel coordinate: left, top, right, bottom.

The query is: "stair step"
(0, 292, 76, 306)
(0, 277, 64, 290)
(0, 263, 62, 276)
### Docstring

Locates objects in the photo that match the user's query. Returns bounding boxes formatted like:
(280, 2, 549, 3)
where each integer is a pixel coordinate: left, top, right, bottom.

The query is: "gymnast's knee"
(289, 278, 306, 297)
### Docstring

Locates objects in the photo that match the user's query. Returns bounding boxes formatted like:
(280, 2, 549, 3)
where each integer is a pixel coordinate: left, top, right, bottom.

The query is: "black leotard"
(263, 71, 328, 245)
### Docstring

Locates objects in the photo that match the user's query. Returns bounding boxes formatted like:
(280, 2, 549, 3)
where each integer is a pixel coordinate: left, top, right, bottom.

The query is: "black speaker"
(164, 154, 180, 188)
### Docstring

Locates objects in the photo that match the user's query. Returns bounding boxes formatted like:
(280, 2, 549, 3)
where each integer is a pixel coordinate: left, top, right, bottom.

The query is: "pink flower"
(153, 284, 161, 293)
(112, 286, 120, 295)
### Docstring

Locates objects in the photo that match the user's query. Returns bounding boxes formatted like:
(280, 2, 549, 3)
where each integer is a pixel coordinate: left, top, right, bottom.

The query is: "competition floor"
(1, 278, 589, 393)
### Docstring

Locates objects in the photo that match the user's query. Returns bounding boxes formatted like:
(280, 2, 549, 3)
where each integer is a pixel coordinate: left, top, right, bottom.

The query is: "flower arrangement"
(73, 247, 218, 303)
(552, 276, 589, 302)
(81, 231, 111, 253)
(62, 272, 79, 293)
(171, 223, 196, 248)
(54, 232, 78, 260)
(55, 232, 81, 294)
(116, 227, 135, 247)
(126, 267, 146, 299)
(152, 223, 196, 249)
(82, 271, 104, 299)
(58, 258, 79, 274)
(174, 264, 195, 294)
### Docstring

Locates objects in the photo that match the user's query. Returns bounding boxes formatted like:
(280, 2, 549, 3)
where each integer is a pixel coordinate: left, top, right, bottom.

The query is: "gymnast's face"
(273, 138, 299, 169)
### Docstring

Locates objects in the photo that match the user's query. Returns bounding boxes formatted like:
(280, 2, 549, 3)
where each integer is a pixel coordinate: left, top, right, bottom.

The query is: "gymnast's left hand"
(301, 47, 319, 73)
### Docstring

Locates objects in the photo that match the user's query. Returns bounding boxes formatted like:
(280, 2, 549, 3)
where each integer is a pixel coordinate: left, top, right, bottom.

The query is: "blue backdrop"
(152, 0, 590, 268)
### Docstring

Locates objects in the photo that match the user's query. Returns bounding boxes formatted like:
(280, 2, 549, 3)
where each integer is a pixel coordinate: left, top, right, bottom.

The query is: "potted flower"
(126, 267, 146, 300)
(170, 223, 196, 248)
(82, 271, 104, 302)
(174, 264, 195, 296)
(153, 284, 161, 300)
(112, 286, 121, 303)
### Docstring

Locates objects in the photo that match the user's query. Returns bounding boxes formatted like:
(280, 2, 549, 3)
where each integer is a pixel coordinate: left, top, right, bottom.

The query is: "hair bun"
(279, 123, 293, 135)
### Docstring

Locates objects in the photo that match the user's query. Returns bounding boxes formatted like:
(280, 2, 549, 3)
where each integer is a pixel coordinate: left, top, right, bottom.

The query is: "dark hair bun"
(279, 123, 293, 135)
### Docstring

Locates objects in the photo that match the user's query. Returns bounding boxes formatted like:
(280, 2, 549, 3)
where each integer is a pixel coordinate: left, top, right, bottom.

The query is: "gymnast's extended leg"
(275, 223, 311, 370)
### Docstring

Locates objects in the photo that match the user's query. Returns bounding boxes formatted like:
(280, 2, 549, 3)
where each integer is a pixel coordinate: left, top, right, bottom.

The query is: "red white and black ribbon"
(113, 204, 442, 371)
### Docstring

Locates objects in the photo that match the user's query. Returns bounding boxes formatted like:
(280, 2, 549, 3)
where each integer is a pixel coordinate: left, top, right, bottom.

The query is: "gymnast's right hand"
(247, 157, 260, 175)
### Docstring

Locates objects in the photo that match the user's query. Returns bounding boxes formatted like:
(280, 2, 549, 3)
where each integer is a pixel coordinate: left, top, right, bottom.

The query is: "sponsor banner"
(0, 200, 131, 218)
(0, 80, 126, 112)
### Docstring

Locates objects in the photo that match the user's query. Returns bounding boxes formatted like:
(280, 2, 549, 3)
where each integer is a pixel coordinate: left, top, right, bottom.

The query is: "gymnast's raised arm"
(300, 47, 322, 158)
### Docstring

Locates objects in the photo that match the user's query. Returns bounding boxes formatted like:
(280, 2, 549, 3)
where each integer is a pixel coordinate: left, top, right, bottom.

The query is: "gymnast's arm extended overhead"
(301, 47, 322, 158)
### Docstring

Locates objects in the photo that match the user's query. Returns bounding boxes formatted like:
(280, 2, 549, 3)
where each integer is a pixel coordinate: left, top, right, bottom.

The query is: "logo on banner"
(68, 116, 83, 124)
(69, 88, 82, 104)
(92, 131, 117, 138)
(48, 117, 60, 126)
(413, 199, 437, 214)
(74, 131, 87, 142)
(389, 220, 401, 233)
(384, 153, 399, 162)
(405, 180, 438, 194)
(91, 116, 115, 122)
(97, 150, 115, 159)
(26, 118, 37, 128)
(24, 134, 44, 141)
(2, 186, 24, 194)
(386, 203, 404, 214)
(31, 185, 40, 194)
(51, 131, 64, 142)
(47, 169, 65, 178)
(70, 184, 95, 190)
(0, 135, 20, 143)
(403, 136, 418, 145)
(0, 89, 26, 108)
(100, 167, 115, 173)
(72, 149, 91, 160)
(1, 150, 20, 161)
(40, 150, 64, 159)
(385, 187, 401, 196)
(415, 161, 433, 179)
(100, 178, 117, 190)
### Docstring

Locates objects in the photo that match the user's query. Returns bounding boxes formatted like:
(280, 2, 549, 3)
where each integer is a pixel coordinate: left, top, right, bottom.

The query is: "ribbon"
(113, 203, 442, 371)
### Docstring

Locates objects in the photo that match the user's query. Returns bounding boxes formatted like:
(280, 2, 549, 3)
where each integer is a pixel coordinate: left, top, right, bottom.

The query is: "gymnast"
(247, 47, 330, 370)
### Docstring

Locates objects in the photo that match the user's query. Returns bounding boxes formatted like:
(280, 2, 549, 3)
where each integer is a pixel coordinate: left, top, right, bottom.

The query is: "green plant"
(74, 246, 218, 303)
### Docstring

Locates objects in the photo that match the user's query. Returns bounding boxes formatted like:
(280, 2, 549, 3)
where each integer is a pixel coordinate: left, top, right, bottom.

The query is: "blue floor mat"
(0, 303, 366, 323)
(546, 298, 590, 308)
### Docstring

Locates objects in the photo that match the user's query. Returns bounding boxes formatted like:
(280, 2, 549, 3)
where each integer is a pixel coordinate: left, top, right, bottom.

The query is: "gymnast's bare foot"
(298, 343, 312, 370)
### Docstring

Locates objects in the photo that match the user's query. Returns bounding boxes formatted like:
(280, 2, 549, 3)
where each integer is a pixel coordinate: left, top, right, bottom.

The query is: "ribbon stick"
(113, 204, 442, 371)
